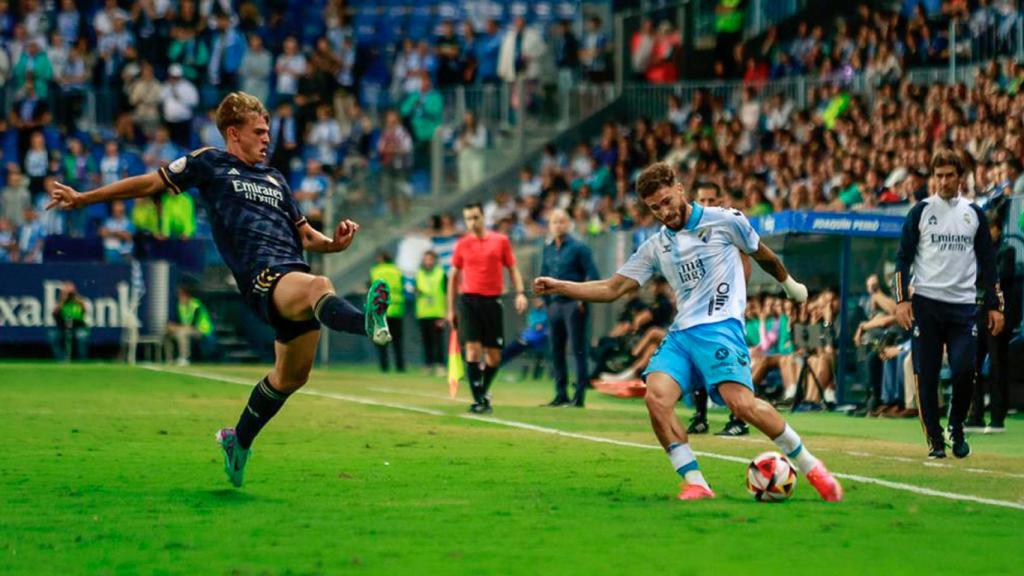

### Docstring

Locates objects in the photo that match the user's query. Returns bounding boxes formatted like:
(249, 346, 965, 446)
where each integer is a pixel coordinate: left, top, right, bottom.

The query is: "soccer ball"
(746, 451, 797, 502)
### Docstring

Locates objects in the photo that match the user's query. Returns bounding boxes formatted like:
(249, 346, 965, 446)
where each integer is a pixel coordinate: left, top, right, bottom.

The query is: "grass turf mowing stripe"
(144, 365, 1024, 512)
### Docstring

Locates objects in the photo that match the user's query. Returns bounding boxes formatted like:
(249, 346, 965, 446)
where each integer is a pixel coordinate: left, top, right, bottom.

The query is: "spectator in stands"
(240, 34, 273, 105)
(9, 79, 47, 153)
(22, 131, 48, 195)
(165, 285, 215, 366)
(93, 0, 128, 38)
(49, 281, 89, 361)
(168, 25, 208, 84)
(400, 72, 444, 151)
(435, 20, 462, 88)
(2, 168, 30, 227)
(296, 159, 329, 230)
(415, 250, 447, 377)
(0, 216, 16, 261)
(209, 12, 246, 95)
(12, 38, 52, 99)
(127, 62, 164, 137)
(377, 109, 413, 216)
(477, 19, 503, 85)
(98, 141, 128, 187)
(553, 19, 581, 97)
(99, 200, 134, 262)
(579, 15, 610, 84)
(55, 0, 80, 44)
(17, 205, 44, 263)
(630, 19, 655, 82)
(196, 108, 226, 148)
(268, 101, 298, 178)
(646, 21, 680, 85)
(370, 251, 406, 373)
(498, 16, 546, 107)
(455, 110, 488, 190)
(162, 64, 199, 148)
(274, 36, 306, 104)
(308, 104, 343, 173)
(143, 127, 180, 172)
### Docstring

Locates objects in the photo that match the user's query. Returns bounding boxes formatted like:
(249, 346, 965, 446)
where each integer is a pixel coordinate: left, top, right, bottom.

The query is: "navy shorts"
(245, 264, 320, 343)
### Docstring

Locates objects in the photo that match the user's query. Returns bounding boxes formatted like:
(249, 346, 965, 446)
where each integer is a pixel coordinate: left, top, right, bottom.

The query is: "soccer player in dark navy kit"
(46, 92, 393, 487)
(895, 149, 1004, 459)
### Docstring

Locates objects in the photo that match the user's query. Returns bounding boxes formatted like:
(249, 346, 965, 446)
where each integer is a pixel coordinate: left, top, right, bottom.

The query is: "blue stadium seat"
(354, 12, 380, 43)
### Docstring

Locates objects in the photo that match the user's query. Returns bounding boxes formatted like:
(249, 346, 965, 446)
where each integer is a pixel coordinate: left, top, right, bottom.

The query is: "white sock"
(772, 424, 819, 475)
(667, 442, 710, 489)
(783, 385, 797, 401)
(823, 388, 836, 404)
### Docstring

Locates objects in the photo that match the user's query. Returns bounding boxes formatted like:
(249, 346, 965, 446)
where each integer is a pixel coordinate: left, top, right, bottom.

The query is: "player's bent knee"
(275, 365, 313, 392)
(309, 275, 334, 297)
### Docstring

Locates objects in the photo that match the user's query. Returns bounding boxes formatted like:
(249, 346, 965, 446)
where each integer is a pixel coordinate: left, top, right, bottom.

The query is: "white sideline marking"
(145, 365, 1024, 512)
(142, 366, 445, 416)
(372, 386, 1024, 480)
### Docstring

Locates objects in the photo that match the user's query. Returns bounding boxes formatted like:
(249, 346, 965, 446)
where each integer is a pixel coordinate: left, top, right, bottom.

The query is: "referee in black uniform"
(539, 209, 599, 407)
(895, 149, 1004, 459)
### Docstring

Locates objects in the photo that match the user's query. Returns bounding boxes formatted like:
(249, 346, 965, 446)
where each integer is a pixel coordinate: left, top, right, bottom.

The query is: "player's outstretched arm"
(750, 242, 808, 302)
(533, 273, 638, 304)
(45, 173, 167, 211)
(300, 219, 359, 253)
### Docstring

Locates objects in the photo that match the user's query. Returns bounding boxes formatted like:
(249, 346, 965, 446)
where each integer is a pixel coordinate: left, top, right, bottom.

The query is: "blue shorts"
(642, 319, 754, 406)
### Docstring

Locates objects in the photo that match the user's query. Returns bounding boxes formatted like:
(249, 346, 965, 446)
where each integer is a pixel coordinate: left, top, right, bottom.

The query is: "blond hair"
(215, 92, 269, 136)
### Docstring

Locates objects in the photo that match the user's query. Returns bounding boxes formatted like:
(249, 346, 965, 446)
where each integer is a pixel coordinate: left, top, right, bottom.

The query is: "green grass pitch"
(2, 362, 1022, 575)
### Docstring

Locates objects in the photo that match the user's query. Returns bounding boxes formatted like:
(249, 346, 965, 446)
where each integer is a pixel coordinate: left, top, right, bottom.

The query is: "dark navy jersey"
(158, 147, 309, 291)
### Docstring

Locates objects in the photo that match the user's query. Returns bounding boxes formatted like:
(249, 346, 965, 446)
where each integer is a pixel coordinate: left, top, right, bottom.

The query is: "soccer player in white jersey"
(534, 163, 843, 501)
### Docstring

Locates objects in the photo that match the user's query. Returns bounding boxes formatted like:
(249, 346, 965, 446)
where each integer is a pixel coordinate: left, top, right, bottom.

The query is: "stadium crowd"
(633, 1, 1024, 84)
(461, 59, 1024, 248)
(0, 0, 618, 261)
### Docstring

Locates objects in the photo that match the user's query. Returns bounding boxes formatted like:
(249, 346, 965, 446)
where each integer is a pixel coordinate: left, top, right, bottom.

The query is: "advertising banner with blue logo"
(0, 263, 136, 344)
(749, 211, 905, 239)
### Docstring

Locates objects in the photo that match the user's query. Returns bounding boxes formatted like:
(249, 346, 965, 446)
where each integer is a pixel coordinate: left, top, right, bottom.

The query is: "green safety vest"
(132, 199, 160, 235)
(715, 0, 744, 33)
(60, 300, 85, 323)
(370, 262, 405, 318)
(414, 266, 446, 320)
(178, 296, 213, 336)
(161, 193, 196, 238)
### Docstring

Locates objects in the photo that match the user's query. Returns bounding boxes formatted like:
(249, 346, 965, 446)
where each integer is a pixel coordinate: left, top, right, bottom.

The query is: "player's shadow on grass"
(174, 487, 283, 505)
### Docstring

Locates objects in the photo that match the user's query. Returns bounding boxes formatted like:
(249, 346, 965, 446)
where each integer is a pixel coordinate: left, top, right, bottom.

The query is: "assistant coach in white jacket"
(895, 148, 1004, 460)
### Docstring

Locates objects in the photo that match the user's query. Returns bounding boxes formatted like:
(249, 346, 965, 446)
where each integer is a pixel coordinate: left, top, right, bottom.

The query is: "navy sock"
(467, 362, 483, 403)
(235, 376, 291, 449)
(482, 364, 499, 397)
(313, 293, 364, 335)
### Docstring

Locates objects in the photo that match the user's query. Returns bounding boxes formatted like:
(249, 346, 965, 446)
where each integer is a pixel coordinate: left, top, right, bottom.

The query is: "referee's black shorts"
(459, 294, 505, 348)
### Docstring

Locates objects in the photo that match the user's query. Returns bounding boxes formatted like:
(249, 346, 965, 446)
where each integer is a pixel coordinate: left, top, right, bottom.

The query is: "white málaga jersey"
(616, 204, 760, 331)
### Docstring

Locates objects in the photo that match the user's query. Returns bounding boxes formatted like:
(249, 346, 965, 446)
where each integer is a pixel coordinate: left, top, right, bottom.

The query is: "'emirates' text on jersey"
(158, 148, 309, 289)
(616, 204, 760, 331)
(895, 195, 998, 308)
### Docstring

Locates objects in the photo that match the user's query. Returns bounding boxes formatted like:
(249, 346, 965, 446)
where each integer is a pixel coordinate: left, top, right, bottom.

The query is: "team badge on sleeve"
(168, 156, 187, 173)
